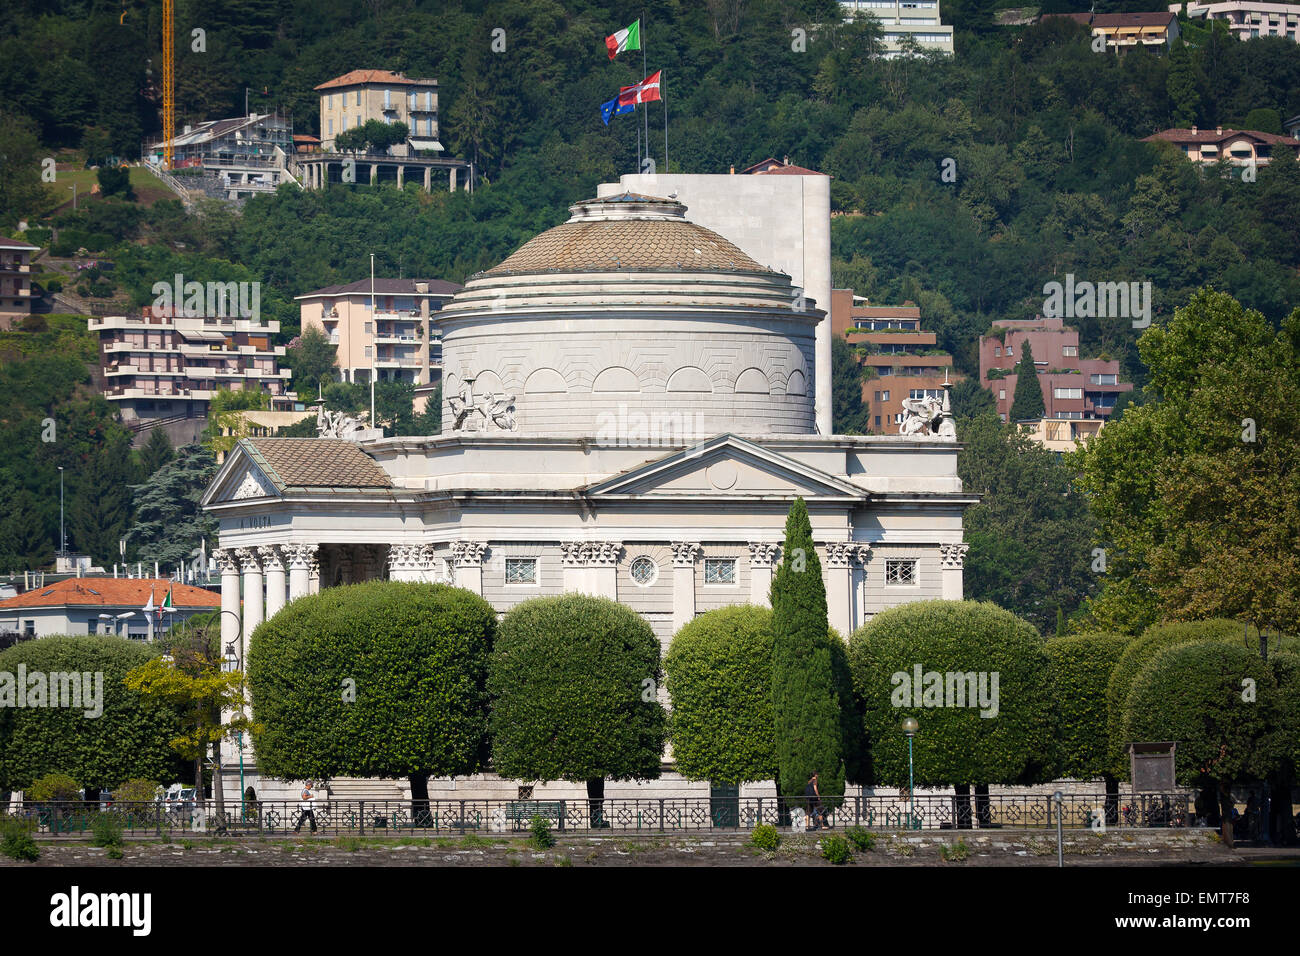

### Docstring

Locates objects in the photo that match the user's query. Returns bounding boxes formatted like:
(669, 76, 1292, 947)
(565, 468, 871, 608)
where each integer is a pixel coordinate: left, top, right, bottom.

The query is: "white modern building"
(840, 0, 955, 57)
(202, 191, 975, 803)
(1173, 2, 1300, 40)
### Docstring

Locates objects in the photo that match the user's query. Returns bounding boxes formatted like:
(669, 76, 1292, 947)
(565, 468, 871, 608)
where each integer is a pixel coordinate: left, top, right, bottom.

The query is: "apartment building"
(0, 236, 37, 326)
(296, 278, 461, 386)
(316, 69, 440, 152)
(1174, 2, 1300, 40)
(88, 307, 296, 425)
(1142, 126, 1300, 165)
(1044, 11, 1181, 50)
(831, 289, 962, 433)
(840, 0, 955, 56)
(979, 317, 1132, 423)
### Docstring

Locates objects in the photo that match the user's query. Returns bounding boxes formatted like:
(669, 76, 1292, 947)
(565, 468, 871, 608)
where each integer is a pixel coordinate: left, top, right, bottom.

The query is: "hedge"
(1044, 632, 1131, 780)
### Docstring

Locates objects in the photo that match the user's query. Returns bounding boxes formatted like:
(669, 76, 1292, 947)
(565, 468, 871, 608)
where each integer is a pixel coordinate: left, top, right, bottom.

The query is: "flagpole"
(664, 69, 668, 173)
(642, 12, 650, 169)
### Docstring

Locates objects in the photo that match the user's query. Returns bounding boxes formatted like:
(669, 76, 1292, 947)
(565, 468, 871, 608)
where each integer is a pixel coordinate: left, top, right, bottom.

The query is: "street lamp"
(218, 609, 247, 819)
(901, 716, 919, 830)
(115, 611, 135, 638)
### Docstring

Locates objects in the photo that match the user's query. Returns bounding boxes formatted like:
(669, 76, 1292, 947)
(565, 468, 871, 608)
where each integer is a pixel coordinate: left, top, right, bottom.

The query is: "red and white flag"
(617, 70, 662, 107)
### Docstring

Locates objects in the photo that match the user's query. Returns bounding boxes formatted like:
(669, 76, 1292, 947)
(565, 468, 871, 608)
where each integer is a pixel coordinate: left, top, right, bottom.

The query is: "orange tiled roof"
(315, 69, 437, 91)
(1143, 127, 1300, 146)
(0, 578, 220, 610)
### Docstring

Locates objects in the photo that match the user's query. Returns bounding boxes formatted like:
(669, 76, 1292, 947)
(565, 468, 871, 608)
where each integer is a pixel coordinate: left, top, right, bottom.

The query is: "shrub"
(0, 637, 187, 794)
(115, 778, 160, 804)
(1105, 619, 1247, 776)
(90, 813, 124, 849)
(528, 815, 555, 849)
(665, 605, 777, 785)
(845, 826, 876, 851)
(749, 823, 780, 851)
(489, 594, 665, 786)
(848, 600, 1051, 787)
(0, 818, 39, 861)
(27, 772, 79, 802)
(43, 277, 63, 293)
(1044, 633, 1130, 779)
(820, 834, 851, 864)
(249, 581, 497, 806)
(940, 838, 970, 862)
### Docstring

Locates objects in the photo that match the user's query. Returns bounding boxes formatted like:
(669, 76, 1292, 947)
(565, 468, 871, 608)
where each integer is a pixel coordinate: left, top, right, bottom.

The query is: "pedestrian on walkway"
(294, 781, 317, 834)
(804, 772, 826, 831)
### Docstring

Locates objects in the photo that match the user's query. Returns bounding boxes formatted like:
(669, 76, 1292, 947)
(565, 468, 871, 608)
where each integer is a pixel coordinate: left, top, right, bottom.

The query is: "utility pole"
(58, 466, 65, 555)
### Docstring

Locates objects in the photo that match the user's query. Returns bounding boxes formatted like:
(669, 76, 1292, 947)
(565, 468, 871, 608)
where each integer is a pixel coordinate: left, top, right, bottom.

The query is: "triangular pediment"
(202, 445, 283, 506)
(583, 434, 867, 500)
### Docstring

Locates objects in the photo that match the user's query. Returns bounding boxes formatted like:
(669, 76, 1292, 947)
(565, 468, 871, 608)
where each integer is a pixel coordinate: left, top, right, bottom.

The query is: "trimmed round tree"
(771, 496, 845, 801)
(1124, 641, 1279, 847)
(0, 636, 187, 794)
(848, 600, 1051, 815)
(488, 593, 666, 804)
(1104, 618, 1246, 777)
(248, 581, 497, 811)
(665, 605, 777, 785)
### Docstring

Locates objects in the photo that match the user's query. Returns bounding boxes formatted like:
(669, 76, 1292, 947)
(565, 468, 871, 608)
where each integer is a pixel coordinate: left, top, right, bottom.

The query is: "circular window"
(629, 556, 658, 586)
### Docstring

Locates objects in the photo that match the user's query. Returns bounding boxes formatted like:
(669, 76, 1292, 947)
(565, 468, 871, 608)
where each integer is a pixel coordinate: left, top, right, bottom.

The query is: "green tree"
(664, 605, 777, 785)
(138, 428, 174, 478)
(832, 336, 871, 434)
(0, 637, 187, 793)
(0, 113, 51, 228)
(1166, 39, 1201, 128)
(848, 600, 1051, 824)
(95, 166, 133, 200)
(488, 593, 665, 812)
(126, 443, 218, 569)
(770, 497, 844, 802)
(66, 432, 134, 564)
(1124, 641, 1280, 847)
(286, 325, 337, 397)
(1008, 340, 1044, 421)
(248, 581, 497, 816)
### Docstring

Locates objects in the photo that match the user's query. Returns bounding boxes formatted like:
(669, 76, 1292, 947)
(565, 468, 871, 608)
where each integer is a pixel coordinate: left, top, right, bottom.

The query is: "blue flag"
(600, 96, 634, 126)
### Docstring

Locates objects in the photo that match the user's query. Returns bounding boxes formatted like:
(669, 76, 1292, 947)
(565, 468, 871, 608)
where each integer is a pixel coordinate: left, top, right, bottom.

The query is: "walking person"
(294, 781, 317, 834)
(804, 772, 825, 831)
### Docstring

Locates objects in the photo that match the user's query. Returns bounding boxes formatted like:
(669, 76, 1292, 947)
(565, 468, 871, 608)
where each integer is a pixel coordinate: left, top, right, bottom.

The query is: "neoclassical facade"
(202, 193, 976, 801)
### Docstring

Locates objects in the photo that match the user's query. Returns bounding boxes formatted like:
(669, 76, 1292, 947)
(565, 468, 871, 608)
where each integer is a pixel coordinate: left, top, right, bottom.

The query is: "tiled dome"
(480, 193, 773, 277)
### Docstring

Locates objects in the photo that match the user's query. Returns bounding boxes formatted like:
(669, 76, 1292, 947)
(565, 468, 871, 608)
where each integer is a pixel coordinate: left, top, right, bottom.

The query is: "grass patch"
(0, 818, 40, 862)
(820, 835, 852, 864)
(749, 824, 780, 851)
(939, 839, 970, 862)
(845, 826, 877, 852)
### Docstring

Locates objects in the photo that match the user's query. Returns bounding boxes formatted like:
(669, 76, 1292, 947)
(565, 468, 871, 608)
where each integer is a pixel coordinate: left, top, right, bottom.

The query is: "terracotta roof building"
(315, 69, 439, 152)
(0, 578, 219, 639)
(1042, 10, 1181, 49)
(1142, 126, 1300, 166)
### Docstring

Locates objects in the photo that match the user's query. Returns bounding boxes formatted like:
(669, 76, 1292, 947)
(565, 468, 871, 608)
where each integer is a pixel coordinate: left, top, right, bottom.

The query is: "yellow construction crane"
(163, 0, 174, 169)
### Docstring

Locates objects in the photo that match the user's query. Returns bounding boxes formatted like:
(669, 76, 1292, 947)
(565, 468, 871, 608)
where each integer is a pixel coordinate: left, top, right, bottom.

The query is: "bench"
(505, 801, 565, 830)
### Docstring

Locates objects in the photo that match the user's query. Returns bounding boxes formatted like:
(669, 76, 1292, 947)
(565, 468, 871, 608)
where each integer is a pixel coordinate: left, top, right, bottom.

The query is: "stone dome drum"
(437, 193, 822, 440)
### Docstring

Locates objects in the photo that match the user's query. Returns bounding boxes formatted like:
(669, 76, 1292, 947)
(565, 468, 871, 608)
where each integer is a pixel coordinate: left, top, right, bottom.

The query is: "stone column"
(213, 548, 241, 654)
(671, 542, 700, 633)
(236, 547, 263, 649)
(852, 543, 872, 632)
(940, 543, 969, 601)
(824, 542, 853, 637)
(561, 542, 587, 593)
(588, 542, 621, 600)
(285, 544, 314, 600)
(452, 540, 486, 594)
(449, 166, 458, 192)
(388, 544, 419, 582)
(396, 165, 404, 188)
(747, 542, 778, 607)
(261, 546, 287, 620)
(369, 162, 378, 185)
(308, 550, 320, 594)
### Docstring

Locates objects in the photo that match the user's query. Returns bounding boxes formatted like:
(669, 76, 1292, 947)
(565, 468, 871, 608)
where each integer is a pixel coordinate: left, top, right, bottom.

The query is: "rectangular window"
(909, 388, 942, 400)
(384, 89, 391, 108)
(23, 620, 35, 636)
(704, 558, 737, 585)
(364, 346, 372, 358)
(426, 90, 433, 111)
(505, 558, 537, 584)
(1089, 373, 1117, 385)
(356, 90, 362, 106)
(994, 346, 1001, 356)
(885, 559, 917, 586)
(882, 390, 890, 402)
(1006, 345, 1013, 356)
(999, 389, 1006, 400)
(1054, 387, 1083, 399)
(364, 321, 373, 334)
(328, 118, 334, 136)
(1062, 345, 1078, 357)
(875, 415, 882, 428)
(874, 391, 881, 402)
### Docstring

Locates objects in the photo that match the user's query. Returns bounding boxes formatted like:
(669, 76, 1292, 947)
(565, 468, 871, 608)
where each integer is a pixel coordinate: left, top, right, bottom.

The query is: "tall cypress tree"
(1009, 340, 1045, 422)
(770, 497, 845, 801)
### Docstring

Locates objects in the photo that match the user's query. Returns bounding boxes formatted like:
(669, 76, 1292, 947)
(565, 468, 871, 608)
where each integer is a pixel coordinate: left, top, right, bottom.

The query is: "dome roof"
(480, 193, 773, 277)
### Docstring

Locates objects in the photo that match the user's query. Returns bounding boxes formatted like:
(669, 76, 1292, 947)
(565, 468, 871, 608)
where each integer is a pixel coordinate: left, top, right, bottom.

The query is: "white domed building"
(203, 192, 975, 803)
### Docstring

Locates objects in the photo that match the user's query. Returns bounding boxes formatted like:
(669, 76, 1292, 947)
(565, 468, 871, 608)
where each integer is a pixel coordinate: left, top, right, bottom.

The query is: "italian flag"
(161, 589, 173, 616)
(605, 20, 640, 60)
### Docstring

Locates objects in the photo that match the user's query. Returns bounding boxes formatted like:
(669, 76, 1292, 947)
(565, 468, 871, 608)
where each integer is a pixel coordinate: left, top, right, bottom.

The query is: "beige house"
(296, 278, 461, 386)
(1142, 126, 1300, 166)
(1174, 2, 1300, 40)
(0, 236, 37, 327)
(315, 69, 439, 153)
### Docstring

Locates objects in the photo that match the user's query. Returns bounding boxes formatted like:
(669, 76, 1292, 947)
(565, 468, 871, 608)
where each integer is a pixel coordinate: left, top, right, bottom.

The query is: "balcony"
(0, 261, 30, 274)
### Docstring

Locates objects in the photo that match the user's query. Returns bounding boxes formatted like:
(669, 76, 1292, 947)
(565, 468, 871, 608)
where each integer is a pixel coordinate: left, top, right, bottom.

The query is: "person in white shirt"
(293, 781, 317, 834)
